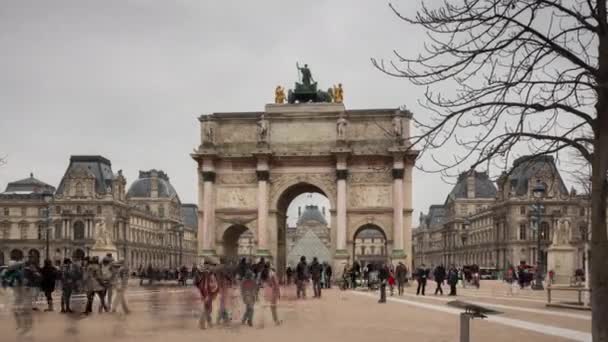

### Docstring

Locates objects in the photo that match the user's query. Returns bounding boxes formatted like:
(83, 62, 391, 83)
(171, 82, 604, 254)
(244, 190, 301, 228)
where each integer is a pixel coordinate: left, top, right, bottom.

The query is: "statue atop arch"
(287, 62, 333, 104)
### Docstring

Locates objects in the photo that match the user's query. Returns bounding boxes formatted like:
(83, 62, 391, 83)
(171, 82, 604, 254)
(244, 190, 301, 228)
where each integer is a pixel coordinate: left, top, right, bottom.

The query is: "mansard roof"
(127, 170, 179, 200)
(180, 204, 198, 231)
(56, 155, 115, 195)
(506, 155, 568, 196)
(3, 173, 55, 195)
(446, 170, 497, 202)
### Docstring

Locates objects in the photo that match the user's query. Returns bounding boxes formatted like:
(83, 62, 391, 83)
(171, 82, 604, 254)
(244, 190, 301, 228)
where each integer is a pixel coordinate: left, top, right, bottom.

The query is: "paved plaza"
(0, 281, 591, 342)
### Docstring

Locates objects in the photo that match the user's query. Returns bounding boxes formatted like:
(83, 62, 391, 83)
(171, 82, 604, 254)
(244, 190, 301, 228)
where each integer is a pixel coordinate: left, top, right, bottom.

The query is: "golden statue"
(333, 83, 344, 103)
(274, 85, 286, 104)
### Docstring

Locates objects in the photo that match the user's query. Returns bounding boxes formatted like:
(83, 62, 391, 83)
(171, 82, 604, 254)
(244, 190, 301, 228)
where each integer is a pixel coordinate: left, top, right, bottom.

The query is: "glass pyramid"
(287, 228, 332, 267)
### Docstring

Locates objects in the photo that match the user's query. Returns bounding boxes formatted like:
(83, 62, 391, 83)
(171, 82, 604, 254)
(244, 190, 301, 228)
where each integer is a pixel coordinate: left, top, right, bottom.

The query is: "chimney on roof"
(150, 170, 158, 198)
(467, 170, 476, 198)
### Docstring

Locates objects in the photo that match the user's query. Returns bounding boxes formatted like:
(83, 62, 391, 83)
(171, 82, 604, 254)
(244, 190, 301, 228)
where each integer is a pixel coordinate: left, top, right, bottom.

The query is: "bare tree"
(373, 1, 607, 339)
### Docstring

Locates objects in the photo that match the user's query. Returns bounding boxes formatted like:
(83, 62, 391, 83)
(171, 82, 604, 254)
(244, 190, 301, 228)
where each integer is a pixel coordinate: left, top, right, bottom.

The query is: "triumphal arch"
(191, 67, 417, 276)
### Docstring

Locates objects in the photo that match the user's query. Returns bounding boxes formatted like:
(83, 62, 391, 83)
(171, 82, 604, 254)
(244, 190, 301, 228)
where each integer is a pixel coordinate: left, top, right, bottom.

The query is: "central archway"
(275, 182, 333, 280)
(221, 224, 254, 264)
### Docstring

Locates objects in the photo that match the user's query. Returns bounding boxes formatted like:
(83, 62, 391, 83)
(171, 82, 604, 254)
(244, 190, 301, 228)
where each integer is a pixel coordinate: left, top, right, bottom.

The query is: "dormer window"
(75, 182, 84, 197)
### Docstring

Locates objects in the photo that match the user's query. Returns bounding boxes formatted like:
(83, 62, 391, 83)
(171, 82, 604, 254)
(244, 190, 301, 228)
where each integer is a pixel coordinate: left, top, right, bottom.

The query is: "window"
(520, 206, 526, 215)
(540, 222, 550, 240)
(97, 206, 102, 215)
(159, 206, 165, 217)
(55, 222, 62, 239)
(76, 206, 82, 214)
(3, 208, 8, 216)
(75, 182, 84, 196)
(1, 223, 9, 239)
(38, 224, 45, 240)
(56, 206, 61, 214)
(19, 223, 28, 239)
(580, 207, 586, 217)
(519, 224, 527, 240)
(21, 207, 27, 217)
(73, 221, 85, 240)
(562, 206, 568, 215)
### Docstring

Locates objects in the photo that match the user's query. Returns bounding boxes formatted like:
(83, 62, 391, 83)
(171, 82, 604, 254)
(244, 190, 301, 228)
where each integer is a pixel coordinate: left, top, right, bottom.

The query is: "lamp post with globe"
(530, 181, 546, 291)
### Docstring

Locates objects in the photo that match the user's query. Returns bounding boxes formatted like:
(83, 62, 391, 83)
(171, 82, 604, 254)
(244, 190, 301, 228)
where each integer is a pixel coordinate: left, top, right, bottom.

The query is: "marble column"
(256, 169, 270, 257)
(392, 168, 404, 253)
(336, 169, 348, 252)
(199, 159, 216, 257)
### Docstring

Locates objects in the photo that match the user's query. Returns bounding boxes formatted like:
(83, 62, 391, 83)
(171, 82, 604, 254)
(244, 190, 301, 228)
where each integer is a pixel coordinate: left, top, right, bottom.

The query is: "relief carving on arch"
(348, 171, 392, 184)
(216, 173, 257, 185)
(348, 185, 392, 208)
(216, 187, 256, 208)
(269, 173, 336, 208)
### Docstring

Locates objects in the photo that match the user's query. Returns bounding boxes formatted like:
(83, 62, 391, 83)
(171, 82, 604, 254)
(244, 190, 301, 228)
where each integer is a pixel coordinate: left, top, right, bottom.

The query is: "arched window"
(54, 222, 62, 239)
(38, 223, 45, 240)
(540, 222, 550, 241)
(73, 221, 85, 240)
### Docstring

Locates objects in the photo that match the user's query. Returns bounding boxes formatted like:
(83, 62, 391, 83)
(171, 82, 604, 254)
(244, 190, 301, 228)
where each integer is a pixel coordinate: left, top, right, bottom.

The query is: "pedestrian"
(433, 264, 446, 295)
(286, 266, 293, 285)
(216, 270, 232, 324)
(447, 266, 459, 296)
(40, 259, 58, 312)
(196, 264, 219, 329)
(324, 263, 332, 288)
(240, 270, 257, 327)
(309, 257, 322, 298)
(111, 260, 131, 314)
(388, 266, 396, 296)
(351, 260, 360, 289)
(83, 256, 108, 315)
(101, 256, 115, 311)
(262, 262, 282, 325)
(5, 261, 36, 339)
(378, 263, 389, 303)
(59, 258, 80, 313)
(395, 262, 407, 295)
(295, 256, 308, 299)
(415, 264, 428, 296)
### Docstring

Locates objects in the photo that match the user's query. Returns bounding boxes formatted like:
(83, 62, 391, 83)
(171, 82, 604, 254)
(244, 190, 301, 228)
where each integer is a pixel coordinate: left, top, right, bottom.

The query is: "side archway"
(221, 224, 253, 264)
(10, 249, 24, 261)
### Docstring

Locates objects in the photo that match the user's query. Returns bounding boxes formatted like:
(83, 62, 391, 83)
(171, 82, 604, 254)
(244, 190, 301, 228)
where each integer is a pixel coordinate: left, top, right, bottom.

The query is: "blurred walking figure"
(309, 257, 322, 298)
(241, 270, 257, 327)
(433, 264, 446, 296)
(388, 266, 396, 296)
(2, 260, 37, 340)
(262, 262, 282, 325)
(84, 256, 108, 314)
(447, 266, 459, 296)
(101, 254, 115, 311)
(111, 260, 130, 314)
(396, 262, 408, 295)
(196, 265, 218, 329)
(415, 264, 429, 296)
(216, 271, 232, 324)
(378, 263, 389, 303)
(40, 259, 58, 312)
(324, 262, 332, 288)
(295, 256, 309, 299)
(59, 258, 81, 313)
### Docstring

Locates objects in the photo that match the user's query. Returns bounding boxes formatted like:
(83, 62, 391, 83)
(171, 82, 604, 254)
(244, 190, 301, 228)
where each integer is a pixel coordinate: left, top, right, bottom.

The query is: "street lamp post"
(531, 181, 546, 291)
(42, 193, 53, 261)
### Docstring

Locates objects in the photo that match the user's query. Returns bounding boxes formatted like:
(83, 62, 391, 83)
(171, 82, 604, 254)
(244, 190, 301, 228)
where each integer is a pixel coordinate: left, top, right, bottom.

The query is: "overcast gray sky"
(0, 0, 580, 226)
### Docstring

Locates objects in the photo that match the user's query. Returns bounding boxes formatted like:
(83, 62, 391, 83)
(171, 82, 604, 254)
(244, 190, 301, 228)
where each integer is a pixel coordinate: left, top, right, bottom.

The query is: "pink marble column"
(256, 171, 269, 254)
(336, 173, 347, 251)
(199, 159, 216, 256)
(393, 170, 404, 252)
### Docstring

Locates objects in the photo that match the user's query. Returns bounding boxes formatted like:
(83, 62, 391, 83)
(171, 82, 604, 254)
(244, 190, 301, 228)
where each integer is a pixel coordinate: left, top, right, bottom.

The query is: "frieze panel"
(348, 185, 392, 208)
(216, 173, 257, 185)
(216, 187, 256, 208)
(348, 171, 392, 184)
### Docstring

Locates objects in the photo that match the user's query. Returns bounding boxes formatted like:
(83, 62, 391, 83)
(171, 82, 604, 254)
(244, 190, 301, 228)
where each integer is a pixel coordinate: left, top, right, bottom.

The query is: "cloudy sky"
(0, 1, 580, 226)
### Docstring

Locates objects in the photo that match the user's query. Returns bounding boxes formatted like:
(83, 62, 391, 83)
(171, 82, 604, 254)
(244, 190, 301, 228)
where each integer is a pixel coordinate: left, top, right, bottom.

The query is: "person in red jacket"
(197, 265, 219, 329)
(388, 266, 396, 296)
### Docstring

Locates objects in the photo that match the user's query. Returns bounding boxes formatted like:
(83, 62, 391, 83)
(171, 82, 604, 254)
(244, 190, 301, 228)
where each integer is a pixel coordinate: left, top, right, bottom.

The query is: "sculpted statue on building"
(257, 113, 269, 144)
(336, 114, 348, 141)
(274, 86, 286, 104)
(392, 115, 403, 140)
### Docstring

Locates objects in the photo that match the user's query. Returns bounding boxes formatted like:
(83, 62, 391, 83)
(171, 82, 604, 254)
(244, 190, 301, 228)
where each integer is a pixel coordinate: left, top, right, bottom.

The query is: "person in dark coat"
(395, 262, 408, 295)
(324, 263, 332, 288)
(286, 266, 293, 285)
(377, 264, 389, 303)
(447, 266, 459, 296)
(351, 261, 361, 289)
(40, 259, 58, 312)
(295, 256, 309, 299)
(60, 258, 82, 313)
(415, 264, 429, 296)
(309, 257, 323, 298)
(433, 264, 446, 295)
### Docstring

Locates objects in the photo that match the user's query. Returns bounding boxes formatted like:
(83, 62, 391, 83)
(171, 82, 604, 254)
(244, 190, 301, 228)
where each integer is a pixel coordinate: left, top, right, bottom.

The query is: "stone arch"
(270, 176, 336, 212)
(220, 224, 254, 263)
(10, 249, 24, 261)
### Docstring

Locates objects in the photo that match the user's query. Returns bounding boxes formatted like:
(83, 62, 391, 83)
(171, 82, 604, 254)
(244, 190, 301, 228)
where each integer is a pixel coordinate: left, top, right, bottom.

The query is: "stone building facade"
(413, 156, 588, 274)
(0, 155, 198, 268)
